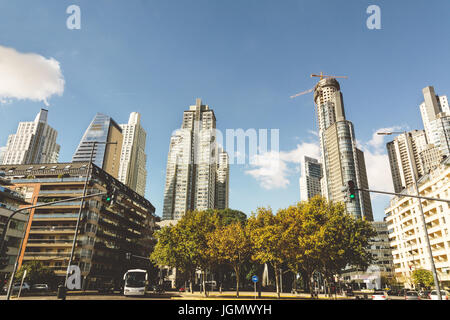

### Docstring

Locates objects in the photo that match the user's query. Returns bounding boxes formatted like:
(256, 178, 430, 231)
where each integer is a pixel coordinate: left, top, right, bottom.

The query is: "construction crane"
(290, 72, 348, 99)
(310, 72, 348, 81)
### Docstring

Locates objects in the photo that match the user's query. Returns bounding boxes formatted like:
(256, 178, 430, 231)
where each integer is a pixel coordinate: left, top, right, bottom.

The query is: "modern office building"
(0, 162, 157, 289)
(1, 109, 60, 165)
(299, 156, 322, 201)
(72, 113, 123, 179)
(313, 78, 373, 220)
(384, 157, 450, 289)
(0, 176, 29, 280)
(162, 99, 229, 220)
(386, 130, 428, 193)
(118, 112, 148, 197)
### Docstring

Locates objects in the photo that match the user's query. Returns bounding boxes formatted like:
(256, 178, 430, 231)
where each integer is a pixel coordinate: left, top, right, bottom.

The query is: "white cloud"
(0, 45, 65, 106)
(245, 142, 320, 190)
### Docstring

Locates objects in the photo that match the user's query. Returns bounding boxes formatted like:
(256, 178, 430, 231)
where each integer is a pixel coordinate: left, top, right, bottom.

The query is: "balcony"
(29, 226, 75, 234)
(25, 239, 76, 247)
(35, 201, 83, 207)
(33, 213, 79, 220)
(24, 252, 72, 260)
(13, 177, 85, 184)
(39, 189, 85, 195)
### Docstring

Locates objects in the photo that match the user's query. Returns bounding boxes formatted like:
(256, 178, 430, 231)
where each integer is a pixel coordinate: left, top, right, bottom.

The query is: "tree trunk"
(235, 266, 240, 298)
(274, 263, 280, 299)
(202, 270, 207, 297)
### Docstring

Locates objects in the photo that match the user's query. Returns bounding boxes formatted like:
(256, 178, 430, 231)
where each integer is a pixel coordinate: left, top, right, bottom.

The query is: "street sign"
(252, 275, 259, 299)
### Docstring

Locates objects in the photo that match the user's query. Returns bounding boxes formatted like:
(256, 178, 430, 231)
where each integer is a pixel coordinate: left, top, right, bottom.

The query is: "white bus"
(123, 269, 148, 296)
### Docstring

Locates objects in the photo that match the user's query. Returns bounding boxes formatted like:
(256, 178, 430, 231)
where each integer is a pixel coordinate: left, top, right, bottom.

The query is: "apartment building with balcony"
(385, 157, 450, 289)
(0, 162, 157, 290)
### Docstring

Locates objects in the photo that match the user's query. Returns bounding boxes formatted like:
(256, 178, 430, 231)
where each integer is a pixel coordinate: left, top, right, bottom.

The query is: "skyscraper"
(386, 86, 449, 192)
(215, 148, 229, 210)
(118, 112, 148, 197)
(420, 86, 450, 159)
(72, 113, 123, 178)
(386, 130, 428, 193)
(162, 99, 229, 220)
(1, 109, 60, 165)
(299, 156, 322, 201)
(313, 78, 373, 220)
(420, 86, 449, 146)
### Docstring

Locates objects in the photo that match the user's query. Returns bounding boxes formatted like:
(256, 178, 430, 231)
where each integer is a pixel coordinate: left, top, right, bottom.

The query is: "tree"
(214, 209, 247, 226)
(206, 222, 251, 297)
(276, 196, 376, 297)
(247, 207, 285, 298)
(151, 210, 220, 296)
(412, 269, 434, 289)
(15, 261, 58, 289)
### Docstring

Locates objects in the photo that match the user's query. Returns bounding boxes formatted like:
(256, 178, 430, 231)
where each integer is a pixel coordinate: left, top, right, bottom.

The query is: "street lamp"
(377, 131, 442, 300)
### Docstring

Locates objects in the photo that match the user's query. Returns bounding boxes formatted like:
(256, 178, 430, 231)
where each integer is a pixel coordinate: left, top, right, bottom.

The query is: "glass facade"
(72, 114, 111, 168)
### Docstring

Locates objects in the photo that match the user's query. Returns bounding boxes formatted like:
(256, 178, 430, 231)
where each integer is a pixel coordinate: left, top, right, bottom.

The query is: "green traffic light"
(350, 194, 355, 199)
(106, 197, 111, 201)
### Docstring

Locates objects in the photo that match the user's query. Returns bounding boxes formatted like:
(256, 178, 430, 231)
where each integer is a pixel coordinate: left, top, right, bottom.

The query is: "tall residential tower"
(313, 78, 373, 220)
(1, 109, 60, 165)
(162, 99, 229, 220)
(299, 156, 322, 201)
(118, 112, 148, 196)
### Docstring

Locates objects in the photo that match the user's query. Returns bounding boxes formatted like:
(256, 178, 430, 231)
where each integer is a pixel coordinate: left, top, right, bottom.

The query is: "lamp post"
(377, 131, 442, 300)
(63, 141, 117, 296)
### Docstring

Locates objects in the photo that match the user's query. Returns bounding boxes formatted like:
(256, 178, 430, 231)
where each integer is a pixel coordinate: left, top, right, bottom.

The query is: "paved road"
(0, 291, 417, 300)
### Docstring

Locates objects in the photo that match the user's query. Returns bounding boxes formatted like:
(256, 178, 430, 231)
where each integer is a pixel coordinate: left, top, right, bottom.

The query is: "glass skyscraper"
(72, 113, 123, 178)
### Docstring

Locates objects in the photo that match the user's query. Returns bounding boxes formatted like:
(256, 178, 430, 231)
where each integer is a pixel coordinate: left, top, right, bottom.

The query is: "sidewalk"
(174, 291, 349, 300)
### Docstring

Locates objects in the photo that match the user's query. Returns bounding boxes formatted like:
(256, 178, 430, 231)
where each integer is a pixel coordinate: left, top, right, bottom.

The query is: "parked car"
(31, 284, 49, 293)
(429, 290, 449, 300)
(372, 290, 389, 300)
(405, 290, 420, 300)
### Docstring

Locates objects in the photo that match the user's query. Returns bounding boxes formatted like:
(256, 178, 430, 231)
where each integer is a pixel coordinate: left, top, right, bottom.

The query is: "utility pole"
(63, 141, 117, 296)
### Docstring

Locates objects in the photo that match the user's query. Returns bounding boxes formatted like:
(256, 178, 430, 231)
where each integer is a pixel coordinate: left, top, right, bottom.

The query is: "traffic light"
(103, 187, 117, 206)
(0, 242, 9, 270)
(347, 180, 356, 201)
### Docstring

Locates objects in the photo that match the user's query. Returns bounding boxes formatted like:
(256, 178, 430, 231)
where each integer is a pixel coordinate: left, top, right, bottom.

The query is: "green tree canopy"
(412, 269, 434, 288)
(15, 261, 58, 288)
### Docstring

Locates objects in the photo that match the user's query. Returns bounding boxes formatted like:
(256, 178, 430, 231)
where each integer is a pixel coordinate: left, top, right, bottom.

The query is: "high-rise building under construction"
(313, 78, 373, 220)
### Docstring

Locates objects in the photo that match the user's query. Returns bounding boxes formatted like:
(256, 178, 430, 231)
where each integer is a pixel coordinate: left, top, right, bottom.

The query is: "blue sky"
(1, 0, 449, 221)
